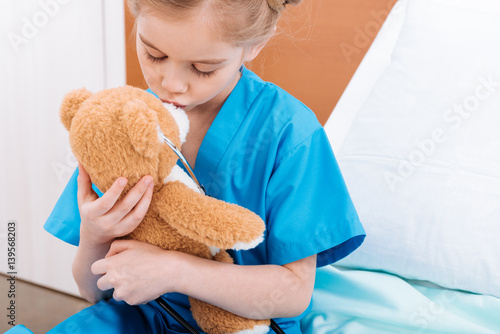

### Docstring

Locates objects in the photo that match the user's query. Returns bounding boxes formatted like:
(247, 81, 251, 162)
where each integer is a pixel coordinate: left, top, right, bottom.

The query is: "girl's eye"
(191, 65, 216, 78)
(145, 51, 166, 63)
(144, 50, 215, 78)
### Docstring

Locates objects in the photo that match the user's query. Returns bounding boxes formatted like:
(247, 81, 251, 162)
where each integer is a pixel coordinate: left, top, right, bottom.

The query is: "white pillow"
(336, 0, 500, 297)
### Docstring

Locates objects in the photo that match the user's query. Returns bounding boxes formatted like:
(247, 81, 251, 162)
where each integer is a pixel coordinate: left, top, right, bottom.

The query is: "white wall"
(0, 0, 126, 296)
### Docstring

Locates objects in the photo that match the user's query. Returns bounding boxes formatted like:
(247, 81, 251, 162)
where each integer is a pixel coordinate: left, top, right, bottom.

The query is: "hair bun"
(267, 0, 287, 12)
(267, 0, 302, 12)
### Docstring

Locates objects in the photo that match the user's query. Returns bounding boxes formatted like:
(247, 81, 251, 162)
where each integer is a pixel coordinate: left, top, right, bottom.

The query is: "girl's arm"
(93, 240, 317, 319)
(72, 164, 154, 303)
(177, 251, 317, 319)
(72, 238, 113, 303)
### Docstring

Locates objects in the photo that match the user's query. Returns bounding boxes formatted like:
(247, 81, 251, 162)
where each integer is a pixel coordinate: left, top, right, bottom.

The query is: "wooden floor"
(0, 274, 91, 334)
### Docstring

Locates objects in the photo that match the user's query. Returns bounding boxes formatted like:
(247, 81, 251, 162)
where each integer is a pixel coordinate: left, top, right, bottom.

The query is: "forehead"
(136, 6, 238, 60)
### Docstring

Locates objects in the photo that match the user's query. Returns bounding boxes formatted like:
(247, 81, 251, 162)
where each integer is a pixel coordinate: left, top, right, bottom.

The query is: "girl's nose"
(161, 65, 188, 95)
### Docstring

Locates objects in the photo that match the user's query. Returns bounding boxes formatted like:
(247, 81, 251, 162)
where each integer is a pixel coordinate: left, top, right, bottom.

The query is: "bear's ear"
(60, 88, 93, 131)
(121, 99, 161, 158)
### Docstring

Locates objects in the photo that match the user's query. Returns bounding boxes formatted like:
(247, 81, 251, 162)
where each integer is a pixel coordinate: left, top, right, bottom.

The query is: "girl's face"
(136, 7, 254, 113)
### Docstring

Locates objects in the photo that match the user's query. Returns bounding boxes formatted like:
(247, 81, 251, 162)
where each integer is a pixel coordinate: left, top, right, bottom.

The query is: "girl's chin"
(181, 104, 195, 112)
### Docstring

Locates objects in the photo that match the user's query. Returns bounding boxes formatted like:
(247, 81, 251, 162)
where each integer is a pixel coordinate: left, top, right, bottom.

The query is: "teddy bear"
(60, 85, 271, 334)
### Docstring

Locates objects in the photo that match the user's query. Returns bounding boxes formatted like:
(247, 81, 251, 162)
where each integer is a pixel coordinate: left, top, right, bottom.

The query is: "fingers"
(105, 239, 135, 258)
(96, 275, 114, 292)
(89, 175, 152, 219)
(106, 176, 154, 234)
(78, 170, 154, 240)
(116, 180, 154, 233)
(91, 240, 135, 294)
(92, 256, 116, 292)
(89, 176, 129, 217)
(77, 163, 98, 206)
(91, 258, 106, 276)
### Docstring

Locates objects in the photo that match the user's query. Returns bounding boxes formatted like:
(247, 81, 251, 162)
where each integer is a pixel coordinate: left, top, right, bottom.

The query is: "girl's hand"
(91, 239, 179, 305)
(77, 163, 155, 245)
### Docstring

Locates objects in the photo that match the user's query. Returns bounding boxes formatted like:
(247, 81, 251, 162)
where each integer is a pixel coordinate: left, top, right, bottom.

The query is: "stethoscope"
(155, 135, 286, 334)
(162, 134, 205, 194)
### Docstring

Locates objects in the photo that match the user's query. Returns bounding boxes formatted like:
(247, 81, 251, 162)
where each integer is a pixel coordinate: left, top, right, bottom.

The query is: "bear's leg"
(189, 250, 270, 334)
(189, 297, 269, 334)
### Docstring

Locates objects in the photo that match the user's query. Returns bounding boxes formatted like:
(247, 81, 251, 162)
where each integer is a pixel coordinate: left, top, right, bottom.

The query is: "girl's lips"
(161, 99, 186, 109)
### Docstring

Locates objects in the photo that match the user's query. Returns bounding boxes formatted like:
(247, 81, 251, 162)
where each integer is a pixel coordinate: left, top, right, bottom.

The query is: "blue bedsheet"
(301, 266, 500, 334)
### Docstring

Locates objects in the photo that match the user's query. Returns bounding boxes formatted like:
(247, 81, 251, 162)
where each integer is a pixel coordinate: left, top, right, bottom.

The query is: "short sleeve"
(265, 127, 365, 267)
(44, 167, 103, 246)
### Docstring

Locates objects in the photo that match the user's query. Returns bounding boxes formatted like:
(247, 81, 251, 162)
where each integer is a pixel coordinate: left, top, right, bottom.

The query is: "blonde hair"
(126, 0, 302, 46)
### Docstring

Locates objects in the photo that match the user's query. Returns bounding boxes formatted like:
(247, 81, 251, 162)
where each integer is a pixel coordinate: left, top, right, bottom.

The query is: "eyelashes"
(190, 65, 216, 78)
(144, 51, 216, 79)
(144, 51, 165, 64)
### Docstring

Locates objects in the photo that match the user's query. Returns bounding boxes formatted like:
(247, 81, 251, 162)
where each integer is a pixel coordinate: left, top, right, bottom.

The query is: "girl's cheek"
(143, 66, 163, 87)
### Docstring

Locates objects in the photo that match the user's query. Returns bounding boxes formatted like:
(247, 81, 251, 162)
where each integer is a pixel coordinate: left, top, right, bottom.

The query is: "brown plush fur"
(60, 86, 270, 333)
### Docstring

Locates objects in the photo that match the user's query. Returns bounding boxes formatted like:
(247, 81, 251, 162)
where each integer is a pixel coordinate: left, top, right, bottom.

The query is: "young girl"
(43, 0, 365, 333)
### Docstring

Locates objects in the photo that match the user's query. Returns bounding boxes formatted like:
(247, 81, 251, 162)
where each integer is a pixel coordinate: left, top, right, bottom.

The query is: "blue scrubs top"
(44, 67, 365, 333)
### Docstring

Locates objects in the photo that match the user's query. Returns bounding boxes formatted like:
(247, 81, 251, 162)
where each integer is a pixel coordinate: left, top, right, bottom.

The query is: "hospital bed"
(300, 0, 500, 333)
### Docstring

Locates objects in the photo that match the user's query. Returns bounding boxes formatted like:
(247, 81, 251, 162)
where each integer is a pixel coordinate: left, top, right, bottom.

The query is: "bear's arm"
(151, 181, 265, 250)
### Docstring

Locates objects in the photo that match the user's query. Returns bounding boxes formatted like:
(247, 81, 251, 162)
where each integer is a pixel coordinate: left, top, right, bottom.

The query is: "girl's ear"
(244, 27, 277, 62)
